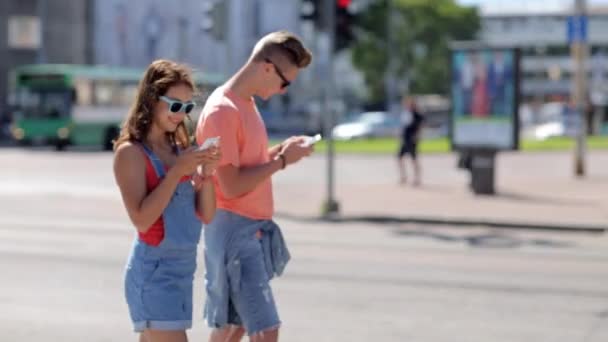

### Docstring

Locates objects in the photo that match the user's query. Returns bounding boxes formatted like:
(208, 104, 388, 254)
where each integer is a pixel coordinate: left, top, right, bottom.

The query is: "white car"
(331, 111, 402, 140)
(520, 102, 581, 140)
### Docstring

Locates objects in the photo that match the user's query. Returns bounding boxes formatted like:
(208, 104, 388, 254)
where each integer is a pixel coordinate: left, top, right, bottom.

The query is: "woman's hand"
(191, 172, 210, 191)
(200, 146, 221, 176)
(191, 146, 221, 191)
(171, 147, 210, 178)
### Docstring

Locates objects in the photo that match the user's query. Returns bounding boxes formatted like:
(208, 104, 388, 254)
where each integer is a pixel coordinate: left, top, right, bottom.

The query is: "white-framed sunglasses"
(159, 96, 195, 114)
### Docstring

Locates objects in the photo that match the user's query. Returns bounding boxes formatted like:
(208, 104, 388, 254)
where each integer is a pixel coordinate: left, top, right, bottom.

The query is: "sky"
(456, 0, 608, 14)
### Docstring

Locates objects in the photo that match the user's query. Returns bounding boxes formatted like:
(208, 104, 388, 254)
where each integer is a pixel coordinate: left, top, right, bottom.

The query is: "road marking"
(0, 216, 129, 231)
(0, 180, 120, 199)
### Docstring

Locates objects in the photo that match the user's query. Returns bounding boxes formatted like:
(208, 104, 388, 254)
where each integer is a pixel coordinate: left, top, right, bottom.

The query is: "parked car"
(520, 102, 580, 140)
(332, 111, 401, 140)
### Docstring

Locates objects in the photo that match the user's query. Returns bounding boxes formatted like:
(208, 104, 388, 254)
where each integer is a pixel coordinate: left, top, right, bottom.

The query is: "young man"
(195, 31, 313, 342)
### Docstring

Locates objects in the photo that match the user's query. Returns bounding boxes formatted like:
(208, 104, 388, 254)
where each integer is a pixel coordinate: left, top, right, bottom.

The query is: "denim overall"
(124, 144, 202, 332)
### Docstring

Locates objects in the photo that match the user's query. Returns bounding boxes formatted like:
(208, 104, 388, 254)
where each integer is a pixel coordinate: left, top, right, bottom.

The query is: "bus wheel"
(17, 138, 32, 147)
(55, 139, 69, 151)
(103, 127, 119, 151)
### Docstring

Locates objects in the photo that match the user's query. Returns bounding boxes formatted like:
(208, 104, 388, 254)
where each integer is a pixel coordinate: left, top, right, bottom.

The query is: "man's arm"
(217, 138, 312, 199)
(216, 158, 283, 199)
(268, 143, 283, 159)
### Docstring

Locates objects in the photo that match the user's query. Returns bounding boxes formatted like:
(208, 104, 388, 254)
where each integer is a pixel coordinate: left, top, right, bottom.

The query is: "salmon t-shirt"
(195, 86, 273, 220)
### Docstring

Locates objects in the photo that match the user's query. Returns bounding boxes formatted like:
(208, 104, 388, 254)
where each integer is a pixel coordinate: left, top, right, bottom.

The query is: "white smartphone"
(198, 136, 220, 151)
(301, 134, 322, 147)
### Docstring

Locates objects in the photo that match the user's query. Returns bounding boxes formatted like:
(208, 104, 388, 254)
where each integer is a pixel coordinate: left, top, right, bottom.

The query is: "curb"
(275, 212, 606, 233)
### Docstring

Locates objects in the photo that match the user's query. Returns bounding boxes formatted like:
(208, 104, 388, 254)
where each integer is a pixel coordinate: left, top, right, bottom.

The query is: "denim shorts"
(204, 210, 283, 335)
(125, 243, 197, 332)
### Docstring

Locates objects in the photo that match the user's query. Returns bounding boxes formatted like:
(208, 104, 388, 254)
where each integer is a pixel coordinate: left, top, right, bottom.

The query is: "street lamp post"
(385, 0, 398, 116)
(320, 0, 340, 217)
(571, 0, 588, 177)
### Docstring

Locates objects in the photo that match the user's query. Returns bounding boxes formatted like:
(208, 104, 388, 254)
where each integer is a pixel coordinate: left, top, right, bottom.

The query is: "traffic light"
(201, 1, 227, 41)
(300, 0, 356, 51)
(335, 0, 355, 51)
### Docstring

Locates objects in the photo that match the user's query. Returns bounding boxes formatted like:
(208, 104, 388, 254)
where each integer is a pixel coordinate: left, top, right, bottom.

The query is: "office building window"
(8, 16, 41, 49)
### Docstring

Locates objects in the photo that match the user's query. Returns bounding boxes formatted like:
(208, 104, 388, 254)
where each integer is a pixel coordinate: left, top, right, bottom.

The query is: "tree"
(352, 0, 480, 102)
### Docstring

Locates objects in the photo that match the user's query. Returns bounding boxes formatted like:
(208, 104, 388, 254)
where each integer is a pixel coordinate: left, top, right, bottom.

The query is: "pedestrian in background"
(398, 97, 424, 186)
(113, 59, 220, 342)
(0, 104, 13, 141)
(196, 31, 313, 342)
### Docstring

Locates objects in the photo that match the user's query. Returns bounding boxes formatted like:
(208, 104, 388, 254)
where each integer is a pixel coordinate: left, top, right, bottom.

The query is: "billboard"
(450, 47, 520, 150)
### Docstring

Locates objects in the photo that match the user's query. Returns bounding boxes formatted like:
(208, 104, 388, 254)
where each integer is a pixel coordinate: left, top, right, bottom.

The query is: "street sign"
(567, 15, 588, 44)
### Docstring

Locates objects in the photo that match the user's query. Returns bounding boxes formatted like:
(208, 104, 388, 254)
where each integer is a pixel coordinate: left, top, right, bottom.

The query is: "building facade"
(92, 0, 308, 117)
(92, 0, 301, 78)
(480, 7, 608, 104)
(0, 0, 91, 109)
(1, 0, 363, 134)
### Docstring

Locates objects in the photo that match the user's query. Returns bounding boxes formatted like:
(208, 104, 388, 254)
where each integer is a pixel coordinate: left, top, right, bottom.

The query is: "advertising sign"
(450, 47, 520, 150)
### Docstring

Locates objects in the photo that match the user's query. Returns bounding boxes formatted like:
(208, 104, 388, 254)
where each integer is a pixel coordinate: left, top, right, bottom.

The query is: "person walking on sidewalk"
(196, 31, 313, 342)
(398, 97, 425, 186)
(113, 59, 221, 342)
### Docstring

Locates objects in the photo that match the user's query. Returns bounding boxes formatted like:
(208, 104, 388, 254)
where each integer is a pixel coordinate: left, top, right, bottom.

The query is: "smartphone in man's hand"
(300, 134, 322, 147)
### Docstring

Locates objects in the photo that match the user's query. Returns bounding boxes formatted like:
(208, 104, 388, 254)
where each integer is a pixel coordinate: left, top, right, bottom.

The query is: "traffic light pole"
(320, 0, 340, 217)
(385, 0, 397, 115)
(572, 0, 587, 177)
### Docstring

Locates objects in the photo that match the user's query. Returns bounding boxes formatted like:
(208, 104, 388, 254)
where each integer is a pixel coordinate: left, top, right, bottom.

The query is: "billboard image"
(451, 48, 520, 150)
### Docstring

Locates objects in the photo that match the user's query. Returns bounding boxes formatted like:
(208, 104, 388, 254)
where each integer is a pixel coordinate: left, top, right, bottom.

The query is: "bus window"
(94, 82, 114, 105)
(18, 88, 40, 113)
(119, 83, 138, 106)
(43, 92, 70, 118)
(16, 88, 71, 119)
(74, 79, 93, 106)
(93, 80, 132, 106)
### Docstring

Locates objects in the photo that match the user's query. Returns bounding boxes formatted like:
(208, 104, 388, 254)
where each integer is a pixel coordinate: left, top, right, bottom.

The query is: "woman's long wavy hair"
(113, 59, 196, 151)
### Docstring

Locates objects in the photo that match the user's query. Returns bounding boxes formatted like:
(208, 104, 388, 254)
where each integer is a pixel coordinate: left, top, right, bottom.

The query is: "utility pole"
(570, 0, 588, 177)
(385, 0, 397, 115)
(320, 0, 339, 217)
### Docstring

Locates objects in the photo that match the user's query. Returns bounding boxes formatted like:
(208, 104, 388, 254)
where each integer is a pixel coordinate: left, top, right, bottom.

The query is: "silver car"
(331, 111, 402, 140)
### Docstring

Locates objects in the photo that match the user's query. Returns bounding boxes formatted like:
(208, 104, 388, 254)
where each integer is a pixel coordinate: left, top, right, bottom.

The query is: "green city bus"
(9, 64, 224, 150)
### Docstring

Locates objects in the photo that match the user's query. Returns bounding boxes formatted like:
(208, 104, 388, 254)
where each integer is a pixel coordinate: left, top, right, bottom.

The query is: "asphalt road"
(1, 147, 607, 341)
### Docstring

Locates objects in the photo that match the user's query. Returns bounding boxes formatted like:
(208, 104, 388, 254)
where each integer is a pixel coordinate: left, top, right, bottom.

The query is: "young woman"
(113, 59, 220, 342)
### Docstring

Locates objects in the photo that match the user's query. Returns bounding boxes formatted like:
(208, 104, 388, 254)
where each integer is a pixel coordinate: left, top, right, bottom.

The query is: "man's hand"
(279, 136, 313, 167)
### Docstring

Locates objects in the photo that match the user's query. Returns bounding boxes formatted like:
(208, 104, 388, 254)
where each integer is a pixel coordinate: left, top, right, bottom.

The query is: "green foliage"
(352, 0, 480, 102)
(267, 136, 608, 155)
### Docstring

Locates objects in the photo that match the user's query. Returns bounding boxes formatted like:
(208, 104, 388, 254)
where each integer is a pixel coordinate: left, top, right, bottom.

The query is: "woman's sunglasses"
(264, 58, 291, 89)
(159, 96, 195, 114)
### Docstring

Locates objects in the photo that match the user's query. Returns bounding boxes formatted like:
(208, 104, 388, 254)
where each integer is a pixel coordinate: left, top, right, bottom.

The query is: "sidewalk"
(272, 151, 608, 232)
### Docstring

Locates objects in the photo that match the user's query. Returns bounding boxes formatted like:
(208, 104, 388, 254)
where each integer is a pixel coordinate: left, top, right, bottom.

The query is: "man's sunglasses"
(265, 58, 291, 89)
(159, 96, 195, 114)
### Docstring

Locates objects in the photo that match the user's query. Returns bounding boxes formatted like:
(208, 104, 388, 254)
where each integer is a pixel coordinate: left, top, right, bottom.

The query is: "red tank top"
(138, 154, 165, 246)
(138, 148, 191, 246)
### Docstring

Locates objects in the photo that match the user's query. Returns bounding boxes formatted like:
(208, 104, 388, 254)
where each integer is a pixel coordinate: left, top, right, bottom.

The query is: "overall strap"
(138, 142, 166, 179)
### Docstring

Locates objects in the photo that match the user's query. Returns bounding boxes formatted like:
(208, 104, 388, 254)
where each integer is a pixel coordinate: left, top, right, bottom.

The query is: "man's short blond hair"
(251, 31, 312, 68)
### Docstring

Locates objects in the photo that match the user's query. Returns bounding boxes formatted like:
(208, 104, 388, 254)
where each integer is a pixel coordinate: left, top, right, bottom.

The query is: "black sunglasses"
(159, 96, 195, 114)
(264, 58, 291, 89)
